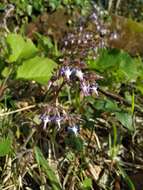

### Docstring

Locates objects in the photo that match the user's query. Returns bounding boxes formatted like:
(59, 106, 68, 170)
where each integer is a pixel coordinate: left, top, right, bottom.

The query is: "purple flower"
(110, 32, 118, 40)
(64, 41, 68, 46)
(96, 24, 101, 31)
(90, 12, 98, 21)
(65, 68, 73, 80)
(80, 81, 90, 96)
(100, 28, 108, 36)
(40, 114, 64, 129)
(40, 114, 51, 130)
(80, 81, 98, 96)
(60, 66, 73, 80)
(78, 39, 81, 44)
(90, 83, 98, 96)
(50, 115, 63, 129)
(75, 69, 84, 81)
(67, 125, 80, 136)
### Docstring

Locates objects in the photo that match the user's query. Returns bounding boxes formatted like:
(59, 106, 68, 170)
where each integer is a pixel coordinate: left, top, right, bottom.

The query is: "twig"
(98, 88, 143, 114)
(22, 128, 36, 149)
(0, 67, 13, 100)
(99, 88, 130, 105)
(108, 0, 114, 12)
(0, 105, 36, 117)
(3, 4, 15, 33)
(115, 0, 122, 13)
(53, 81, 65, 102)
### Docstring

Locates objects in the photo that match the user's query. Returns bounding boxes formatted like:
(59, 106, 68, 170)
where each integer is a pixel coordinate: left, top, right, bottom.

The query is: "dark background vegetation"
(0, 0, 143, 190)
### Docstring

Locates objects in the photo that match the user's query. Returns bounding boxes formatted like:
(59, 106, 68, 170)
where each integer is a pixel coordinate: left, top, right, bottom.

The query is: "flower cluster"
(60, 66, 84, 81)
(61, 5, 109, 61)
(40, 114, 63, 130)
(59, 65, 99, 96)
(40, 5, 107, 132)
(80, 81, 98, 96)
(40, 105, 81, 136)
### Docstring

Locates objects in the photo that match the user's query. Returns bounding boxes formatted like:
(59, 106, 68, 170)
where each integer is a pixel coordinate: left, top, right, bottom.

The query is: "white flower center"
(65, 67, 72, 80)
(76, 70, 84, 80)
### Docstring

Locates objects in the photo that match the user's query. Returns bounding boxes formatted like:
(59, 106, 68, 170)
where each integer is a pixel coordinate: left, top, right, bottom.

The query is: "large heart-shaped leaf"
(6, 33, 38, 62)
(16, 56, 57, 84)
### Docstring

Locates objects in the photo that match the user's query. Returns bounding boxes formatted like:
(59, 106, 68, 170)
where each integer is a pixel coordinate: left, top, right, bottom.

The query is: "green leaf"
(1, 66, 11, 77)
(115, 112, 134, 132)
(65, 136, 84, 152)
(87, 49, 139, 82)
(94, 99, 120, 112)
(48, 0, 61, 10)
(35, 32, 54, 50)
(16, 56, 57, 84)
(34, 146, 62, 190)
(118, 165, 135, 190)
(118, 53, 138, 80)
(81, 178, 92, 190)
(87, 49, 119, 71)
(0, 137, 12, 157)
(6, 34, 38, 62)
(131, 92, 135, 114)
